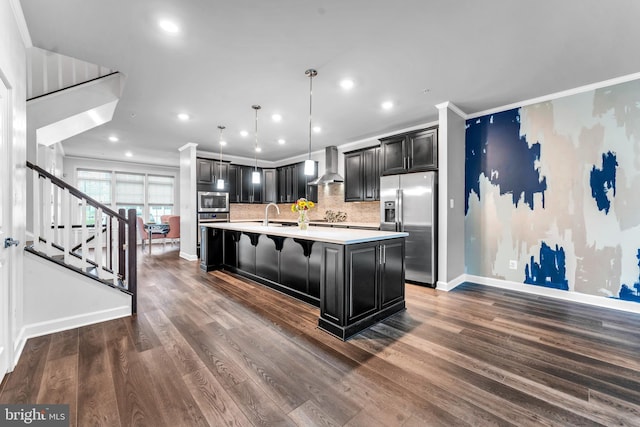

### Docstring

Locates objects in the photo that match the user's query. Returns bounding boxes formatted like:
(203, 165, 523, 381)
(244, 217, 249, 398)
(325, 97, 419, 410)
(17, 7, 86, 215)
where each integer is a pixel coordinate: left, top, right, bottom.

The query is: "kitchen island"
(200, 222, 408, 340)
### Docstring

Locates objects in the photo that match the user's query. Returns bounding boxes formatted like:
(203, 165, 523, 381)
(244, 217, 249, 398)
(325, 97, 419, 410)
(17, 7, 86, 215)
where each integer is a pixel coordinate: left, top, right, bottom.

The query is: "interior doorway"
(0, 74, 13, 378)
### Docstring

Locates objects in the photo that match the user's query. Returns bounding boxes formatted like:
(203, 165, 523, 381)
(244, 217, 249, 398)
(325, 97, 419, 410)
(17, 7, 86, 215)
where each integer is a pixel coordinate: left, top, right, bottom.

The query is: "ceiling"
(20, 0, 640, 167)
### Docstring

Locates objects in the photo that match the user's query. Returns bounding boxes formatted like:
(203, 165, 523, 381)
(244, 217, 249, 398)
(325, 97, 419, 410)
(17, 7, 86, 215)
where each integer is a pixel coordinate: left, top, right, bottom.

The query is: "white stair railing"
(27, 161, 138, 314)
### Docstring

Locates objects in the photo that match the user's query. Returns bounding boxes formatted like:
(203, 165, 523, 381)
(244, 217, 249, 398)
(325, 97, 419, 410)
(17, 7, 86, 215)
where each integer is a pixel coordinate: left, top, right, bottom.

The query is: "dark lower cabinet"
(380, 239, 405, 309)
(256, 235, 281, 283)
(237, 232, 258, 274)
(202, 228, 406, 341)
(220, 230, 320, 306)
(346, 244, 379, 323)
(319, 238, 406, 340)
(199, 226, 224, 271)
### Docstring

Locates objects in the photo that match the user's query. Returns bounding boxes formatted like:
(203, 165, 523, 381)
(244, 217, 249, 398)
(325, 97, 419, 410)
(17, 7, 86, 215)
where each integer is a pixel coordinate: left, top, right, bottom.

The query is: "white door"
(0, 77, 12, 377)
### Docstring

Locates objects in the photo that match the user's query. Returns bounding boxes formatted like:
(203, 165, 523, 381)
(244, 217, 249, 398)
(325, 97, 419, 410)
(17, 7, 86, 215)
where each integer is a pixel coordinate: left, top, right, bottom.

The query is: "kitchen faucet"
(264, 202, 280, 226)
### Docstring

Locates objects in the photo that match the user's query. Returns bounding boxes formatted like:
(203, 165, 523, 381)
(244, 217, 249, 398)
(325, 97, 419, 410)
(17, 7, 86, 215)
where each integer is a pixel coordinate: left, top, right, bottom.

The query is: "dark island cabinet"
(319, 238, 405, 339)
(380, 127, 437, 175)
(344, 146, 379, 202)
(199, 226, 224, 271)
(201, 225, 407, 341)
(222, 231, 321, 305)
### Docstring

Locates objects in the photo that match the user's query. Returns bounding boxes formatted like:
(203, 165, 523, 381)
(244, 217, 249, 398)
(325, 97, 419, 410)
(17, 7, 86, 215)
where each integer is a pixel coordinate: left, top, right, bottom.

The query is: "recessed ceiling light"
(278, 139, 286, 145)
(313, 126, 322, 133)
(125, 151, 133, 157)
(340, 79, 354, 90)
(272, 114, 282, 122)
(240, 130, 249, 137)
(255, 147, 262, 152)
(159, 20, 180, 34)
(220, 140, 227, 146)
(381, 101, 394, 110)
(108, 136, 119, 142)
(177, 113, 190, 121)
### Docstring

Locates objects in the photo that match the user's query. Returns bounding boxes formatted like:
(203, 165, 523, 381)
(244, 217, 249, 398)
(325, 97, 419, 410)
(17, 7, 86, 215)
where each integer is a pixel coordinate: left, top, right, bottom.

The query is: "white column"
(178, 142, 198, 261)
(436, 102, 467, 290)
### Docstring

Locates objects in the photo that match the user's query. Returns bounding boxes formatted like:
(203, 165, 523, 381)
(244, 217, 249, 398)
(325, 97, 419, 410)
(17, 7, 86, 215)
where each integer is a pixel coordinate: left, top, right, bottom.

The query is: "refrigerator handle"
(396, 188, 403, 232)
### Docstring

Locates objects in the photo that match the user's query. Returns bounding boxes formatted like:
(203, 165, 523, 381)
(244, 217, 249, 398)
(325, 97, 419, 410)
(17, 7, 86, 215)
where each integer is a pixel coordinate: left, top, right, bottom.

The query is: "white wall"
(1, 0, 29, 368)
(23, 251, 130, 337)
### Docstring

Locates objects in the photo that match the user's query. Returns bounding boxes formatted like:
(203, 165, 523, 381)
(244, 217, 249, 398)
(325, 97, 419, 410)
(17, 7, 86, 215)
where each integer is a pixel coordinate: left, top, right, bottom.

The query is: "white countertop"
(202, 222, 407, 245)
(230, 218, 380, 229)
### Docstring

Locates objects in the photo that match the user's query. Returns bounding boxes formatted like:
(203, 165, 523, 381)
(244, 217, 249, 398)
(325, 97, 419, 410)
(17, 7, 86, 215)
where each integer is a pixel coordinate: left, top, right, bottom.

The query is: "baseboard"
(465, 274, 640, 314)
(20, 306, 131, 343)
(179, 251, 198, 261)
(436, 274, 467, 292)
(11, 328, 27, 371)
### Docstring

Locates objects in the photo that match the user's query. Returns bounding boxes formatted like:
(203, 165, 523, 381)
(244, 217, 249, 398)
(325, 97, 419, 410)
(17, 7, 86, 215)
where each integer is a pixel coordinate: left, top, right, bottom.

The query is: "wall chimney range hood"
(309, 146, 344, 185)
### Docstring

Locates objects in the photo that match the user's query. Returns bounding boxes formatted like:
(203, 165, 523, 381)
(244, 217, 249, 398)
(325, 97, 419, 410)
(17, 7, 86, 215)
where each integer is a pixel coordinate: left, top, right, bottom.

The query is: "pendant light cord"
(217, 125, 225, 180)
(252, 105, 261, 171)
(306, 69, 317, 161)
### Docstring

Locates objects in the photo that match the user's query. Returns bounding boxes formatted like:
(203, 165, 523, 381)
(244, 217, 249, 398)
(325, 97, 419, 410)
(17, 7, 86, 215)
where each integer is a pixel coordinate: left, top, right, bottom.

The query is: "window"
(77, 170, 111, 204)
(148, 175, 174, 222)
(75, 169, 175, 224)
(77, 170, 112, 225)
(115, 173, 145, 219)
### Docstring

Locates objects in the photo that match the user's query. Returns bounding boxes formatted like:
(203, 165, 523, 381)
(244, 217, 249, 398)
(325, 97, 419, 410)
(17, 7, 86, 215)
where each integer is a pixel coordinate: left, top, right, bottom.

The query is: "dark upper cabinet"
(379, 127, 438, 175)
(196, 158, 214, 183)
(239, 166, 262, 203)
(262, 169, 277, 203)
(276, 161, 318, 203)
(212, 161, 229, 191)
(228, 164, 239, 203)
(344, 146, 379, 202)
(228, 165, 262, 204)
(344, 152, 363, 202)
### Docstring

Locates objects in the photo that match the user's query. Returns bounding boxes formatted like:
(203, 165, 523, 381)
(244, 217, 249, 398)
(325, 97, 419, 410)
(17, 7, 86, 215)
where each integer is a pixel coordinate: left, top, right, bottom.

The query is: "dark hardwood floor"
(2, 245, 640, 426)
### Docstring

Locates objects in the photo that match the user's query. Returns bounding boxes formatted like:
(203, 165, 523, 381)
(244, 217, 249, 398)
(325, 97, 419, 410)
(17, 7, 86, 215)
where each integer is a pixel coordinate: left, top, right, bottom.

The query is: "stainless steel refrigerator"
(380, 172, 437, 287)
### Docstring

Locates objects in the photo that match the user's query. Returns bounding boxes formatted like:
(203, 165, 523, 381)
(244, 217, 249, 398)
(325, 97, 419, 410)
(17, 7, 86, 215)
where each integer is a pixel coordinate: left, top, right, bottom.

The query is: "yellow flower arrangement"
(291, 198, 315, 212)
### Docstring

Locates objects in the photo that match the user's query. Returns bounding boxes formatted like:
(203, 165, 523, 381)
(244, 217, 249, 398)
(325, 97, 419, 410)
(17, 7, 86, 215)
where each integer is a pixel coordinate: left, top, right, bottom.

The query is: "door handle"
(4, 238, 20, 248)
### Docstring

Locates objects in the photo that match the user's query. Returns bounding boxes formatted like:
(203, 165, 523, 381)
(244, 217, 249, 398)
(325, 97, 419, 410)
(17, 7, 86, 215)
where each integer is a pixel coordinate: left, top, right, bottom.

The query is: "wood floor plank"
(138, 347, 209, 426)
(0, 335, 51, 404)
(36, 354, 77, 426)
(77, 323, 121, 427)
(183, 367, 253, 427)
(2, 247, 640, 426)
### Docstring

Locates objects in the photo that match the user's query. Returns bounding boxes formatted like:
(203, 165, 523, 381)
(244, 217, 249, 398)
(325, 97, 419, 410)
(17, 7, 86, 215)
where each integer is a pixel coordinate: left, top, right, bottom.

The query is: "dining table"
(144, 223, 170, 254)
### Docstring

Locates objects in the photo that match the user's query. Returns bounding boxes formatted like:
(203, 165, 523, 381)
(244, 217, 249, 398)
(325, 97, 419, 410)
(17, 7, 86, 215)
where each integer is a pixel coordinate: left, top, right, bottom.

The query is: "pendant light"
(216, 125, 225, 190)
(304, 68, 317, 176)
(252, 105, 261, 184)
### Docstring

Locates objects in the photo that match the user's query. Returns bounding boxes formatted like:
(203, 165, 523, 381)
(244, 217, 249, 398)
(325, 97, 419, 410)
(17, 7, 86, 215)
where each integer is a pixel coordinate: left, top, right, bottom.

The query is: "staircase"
(26, 161, 137, 315)
(26, 47, 124, 147)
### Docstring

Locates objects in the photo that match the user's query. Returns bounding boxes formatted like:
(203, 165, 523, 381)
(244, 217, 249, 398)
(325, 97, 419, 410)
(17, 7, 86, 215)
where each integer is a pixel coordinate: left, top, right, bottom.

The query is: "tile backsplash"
(229, 183, 380, 223)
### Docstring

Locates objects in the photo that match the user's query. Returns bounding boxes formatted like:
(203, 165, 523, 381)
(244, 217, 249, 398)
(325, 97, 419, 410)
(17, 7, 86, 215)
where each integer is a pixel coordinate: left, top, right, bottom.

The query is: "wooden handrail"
(27, 161, 126, 220)
(28, 162, 137, 316)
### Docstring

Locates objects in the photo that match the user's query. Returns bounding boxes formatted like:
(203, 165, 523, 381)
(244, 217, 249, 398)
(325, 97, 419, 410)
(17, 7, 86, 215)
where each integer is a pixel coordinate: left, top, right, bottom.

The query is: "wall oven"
(197, 191, 229, 213)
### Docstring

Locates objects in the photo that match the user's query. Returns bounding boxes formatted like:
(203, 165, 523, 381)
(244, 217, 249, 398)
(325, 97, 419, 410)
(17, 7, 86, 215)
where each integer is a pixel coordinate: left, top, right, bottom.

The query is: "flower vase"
(297, 211, 310, 230)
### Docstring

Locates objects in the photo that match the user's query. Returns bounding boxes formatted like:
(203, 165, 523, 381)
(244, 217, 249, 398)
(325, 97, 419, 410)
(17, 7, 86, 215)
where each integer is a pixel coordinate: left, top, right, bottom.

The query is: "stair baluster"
(27, 161, 137, 314)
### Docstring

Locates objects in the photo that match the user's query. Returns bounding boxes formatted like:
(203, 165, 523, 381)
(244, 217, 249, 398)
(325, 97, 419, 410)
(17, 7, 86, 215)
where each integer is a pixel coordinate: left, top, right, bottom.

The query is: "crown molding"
(467, 71, 640, 120)
(435, 101, 467, 119)
(178, 142, 198, 152)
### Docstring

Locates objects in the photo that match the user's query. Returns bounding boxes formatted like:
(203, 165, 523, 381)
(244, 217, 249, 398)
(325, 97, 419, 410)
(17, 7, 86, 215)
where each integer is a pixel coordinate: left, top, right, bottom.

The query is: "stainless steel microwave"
(197, 191, 229, 213)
